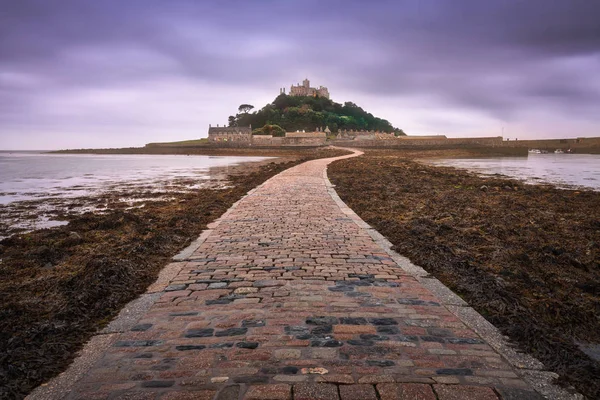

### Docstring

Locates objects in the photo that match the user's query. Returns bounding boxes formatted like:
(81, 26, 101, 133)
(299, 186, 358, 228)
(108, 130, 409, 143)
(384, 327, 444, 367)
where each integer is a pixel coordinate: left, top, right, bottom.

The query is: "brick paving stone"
(339, 384, 377, 400)
(215, 385, 241, 400)
(161, 391, 216, 400)
(244, 384, 291, 400)
(293, 383, 339, 400)
(434, 384, 499, 400)
(60, 151, 542, 400)
(495, 387, 545, 400)
(377, 383, 436, 400)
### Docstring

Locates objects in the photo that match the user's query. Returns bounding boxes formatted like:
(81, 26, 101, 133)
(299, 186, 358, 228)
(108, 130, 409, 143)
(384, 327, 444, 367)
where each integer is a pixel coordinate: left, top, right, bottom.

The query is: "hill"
(228, 94, 406, 135)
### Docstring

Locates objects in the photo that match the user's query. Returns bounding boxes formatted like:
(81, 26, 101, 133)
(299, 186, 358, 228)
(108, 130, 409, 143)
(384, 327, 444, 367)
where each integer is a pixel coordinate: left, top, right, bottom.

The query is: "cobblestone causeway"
(63, 151, 544, 400)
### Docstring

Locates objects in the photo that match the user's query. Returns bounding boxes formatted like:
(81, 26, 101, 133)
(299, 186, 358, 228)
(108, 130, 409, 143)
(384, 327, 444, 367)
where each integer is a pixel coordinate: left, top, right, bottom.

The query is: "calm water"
(428, 153, 600, 191)
(0, 152, 271, 238)
(0, 152, 271, 205)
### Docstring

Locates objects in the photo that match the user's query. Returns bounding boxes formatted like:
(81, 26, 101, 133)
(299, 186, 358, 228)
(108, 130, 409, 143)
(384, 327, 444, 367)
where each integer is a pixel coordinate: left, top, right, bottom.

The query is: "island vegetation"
(228, 94, 406, 135)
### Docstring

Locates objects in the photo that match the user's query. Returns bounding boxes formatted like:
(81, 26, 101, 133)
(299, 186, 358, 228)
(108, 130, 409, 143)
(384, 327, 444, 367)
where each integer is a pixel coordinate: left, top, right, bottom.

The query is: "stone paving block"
(53, 151, 548, 400)
(161, 391, 216, 400)
(495, 387, 545, 400)
(434, 384, 499, 400)
(293, 383, 339, 400)
(377, 383, 436, 400)
(339, 384, 378, 400)
(215, 385, 241, 400)
(245, 384, 291, 400)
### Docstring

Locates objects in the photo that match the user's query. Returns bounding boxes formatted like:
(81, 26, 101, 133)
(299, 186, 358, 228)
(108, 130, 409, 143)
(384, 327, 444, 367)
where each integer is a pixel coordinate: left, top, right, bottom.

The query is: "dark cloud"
(1, 0, 599, 148)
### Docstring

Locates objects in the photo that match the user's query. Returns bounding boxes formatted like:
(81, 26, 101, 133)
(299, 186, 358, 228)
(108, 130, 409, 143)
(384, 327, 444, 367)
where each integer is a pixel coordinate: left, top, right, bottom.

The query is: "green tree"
(238, 104, 254, 114)
(252, 124, 286, 137)
(228, 94, 404, 135)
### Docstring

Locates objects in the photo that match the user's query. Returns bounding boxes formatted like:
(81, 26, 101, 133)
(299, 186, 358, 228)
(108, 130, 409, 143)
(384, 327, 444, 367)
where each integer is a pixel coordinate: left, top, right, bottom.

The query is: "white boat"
(528, 149, 541, 154)
(555, 149, 564, 154)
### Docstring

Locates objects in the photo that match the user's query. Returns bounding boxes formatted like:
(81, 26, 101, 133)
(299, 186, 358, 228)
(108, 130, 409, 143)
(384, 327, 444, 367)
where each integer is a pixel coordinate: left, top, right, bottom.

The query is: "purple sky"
(1, 0, 599, 149)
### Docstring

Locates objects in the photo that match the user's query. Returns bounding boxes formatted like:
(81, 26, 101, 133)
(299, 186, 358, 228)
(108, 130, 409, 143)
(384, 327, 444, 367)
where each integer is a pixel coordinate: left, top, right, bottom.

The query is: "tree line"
(228, 94, 406, 136)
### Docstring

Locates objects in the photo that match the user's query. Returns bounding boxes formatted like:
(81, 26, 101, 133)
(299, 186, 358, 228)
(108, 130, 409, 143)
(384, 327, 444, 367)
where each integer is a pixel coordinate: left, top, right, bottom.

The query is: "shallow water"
(0, 152, 270, 205)
(0, 152, 271, 238)
(428, 153, 600, 191)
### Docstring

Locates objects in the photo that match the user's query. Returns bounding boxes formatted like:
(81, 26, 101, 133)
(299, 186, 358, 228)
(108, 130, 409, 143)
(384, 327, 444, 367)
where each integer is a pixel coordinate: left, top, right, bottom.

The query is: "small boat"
(555, 149, 564, 154)
(528, 149, 541, 154)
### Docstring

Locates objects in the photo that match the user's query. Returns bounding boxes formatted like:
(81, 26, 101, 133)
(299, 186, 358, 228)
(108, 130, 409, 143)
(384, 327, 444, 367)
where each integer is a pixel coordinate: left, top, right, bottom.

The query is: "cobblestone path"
(63, 151, 544, 400)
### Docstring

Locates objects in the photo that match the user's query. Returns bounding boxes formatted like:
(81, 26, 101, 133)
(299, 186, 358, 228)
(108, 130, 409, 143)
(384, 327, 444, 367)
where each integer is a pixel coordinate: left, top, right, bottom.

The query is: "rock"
(131, 323, 153, 331)
(306, 316, 338, 325)
(69, 231, 82, 240)
(369, 318, 398, 325)
(215, 327, 248, 337)
(165, 284, 187, 292)
(367, 360, 395, 367)
(377, 326, 400, 334)
(340, 317, 368, 325)
(176, 345, 206, 351)
(236, 342, 259, 349)
(242, 319, 265, 327)
(300, 367, 329, 375)
(185, 328, 214, 338)
(435, 368, 473, 376)
(310, 339, 343, 347)
(253, 280, 284, 288)
(141, 380, 174, 388)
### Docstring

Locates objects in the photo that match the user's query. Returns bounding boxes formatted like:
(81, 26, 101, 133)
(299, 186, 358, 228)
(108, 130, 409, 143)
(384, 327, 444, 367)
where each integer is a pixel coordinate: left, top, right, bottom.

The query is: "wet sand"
(328, 148, 600, 399)
(0, 148, 349, 399)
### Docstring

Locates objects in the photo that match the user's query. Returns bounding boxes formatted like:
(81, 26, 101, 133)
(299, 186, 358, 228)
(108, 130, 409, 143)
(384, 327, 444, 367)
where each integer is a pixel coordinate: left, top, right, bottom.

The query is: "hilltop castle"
(279, 79, 330, 99)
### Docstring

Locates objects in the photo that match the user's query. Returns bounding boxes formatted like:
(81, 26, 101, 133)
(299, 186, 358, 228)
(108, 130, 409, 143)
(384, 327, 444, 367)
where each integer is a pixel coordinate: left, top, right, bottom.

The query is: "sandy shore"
(0, 148, 349, 399)
(328, 149, 600, 399)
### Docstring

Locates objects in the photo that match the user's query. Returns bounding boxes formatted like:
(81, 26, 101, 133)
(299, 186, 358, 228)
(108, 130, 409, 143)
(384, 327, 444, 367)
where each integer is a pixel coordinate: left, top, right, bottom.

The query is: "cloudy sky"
(1, 0, 599, 149)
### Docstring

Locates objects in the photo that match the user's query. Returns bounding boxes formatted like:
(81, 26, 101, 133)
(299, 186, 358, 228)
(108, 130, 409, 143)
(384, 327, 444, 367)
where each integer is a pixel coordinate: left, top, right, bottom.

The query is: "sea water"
(428, 153, 600, 191)
(0, 152, 271, 205)
(0, 152, 272, 238)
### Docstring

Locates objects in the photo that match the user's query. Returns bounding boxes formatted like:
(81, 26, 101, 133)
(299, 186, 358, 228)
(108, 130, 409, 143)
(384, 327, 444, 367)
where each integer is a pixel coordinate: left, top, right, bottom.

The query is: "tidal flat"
(0, 147, 349, 400)
(328, 149, 600, 399)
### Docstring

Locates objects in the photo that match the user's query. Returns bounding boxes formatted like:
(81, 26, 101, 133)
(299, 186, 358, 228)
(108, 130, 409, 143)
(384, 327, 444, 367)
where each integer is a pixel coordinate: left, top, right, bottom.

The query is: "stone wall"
(332, 136, 503, 148)
(250, 135, 324, 147)
(207, 126, 252, 143)
(285, 131, 326, 139)
(501, 137, 600, 152)
(281, 136, 326, 146)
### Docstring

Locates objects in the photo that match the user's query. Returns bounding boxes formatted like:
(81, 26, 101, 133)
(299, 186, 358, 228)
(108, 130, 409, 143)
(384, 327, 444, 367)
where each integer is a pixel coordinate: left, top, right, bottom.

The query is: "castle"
(280, 79, 330, 99)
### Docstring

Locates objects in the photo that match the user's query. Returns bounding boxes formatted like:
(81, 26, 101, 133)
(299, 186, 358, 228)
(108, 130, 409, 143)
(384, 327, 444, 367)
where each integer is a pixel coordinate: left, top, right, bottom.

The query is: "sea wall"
(331, 136, 504, 148)
(501, 137, 600, 153)
(205, 134, 326, 147)
(251, 136, 325, 147)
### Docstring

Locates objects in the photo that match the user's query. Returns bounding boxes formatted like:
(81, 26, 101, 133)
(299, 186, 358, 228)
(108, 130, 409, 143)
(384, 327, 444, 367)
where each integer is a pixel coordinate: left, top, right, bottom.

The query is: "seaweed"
(0, 148, 350, 400)
(329, 149, 600, 399)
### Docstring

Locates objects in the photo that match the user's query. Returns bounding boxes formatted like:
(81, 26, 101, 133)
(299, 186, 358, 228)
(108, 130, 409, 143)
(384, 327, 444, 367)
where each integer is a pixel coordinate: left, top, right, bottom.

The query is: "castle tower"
(288, 79, 329, 99)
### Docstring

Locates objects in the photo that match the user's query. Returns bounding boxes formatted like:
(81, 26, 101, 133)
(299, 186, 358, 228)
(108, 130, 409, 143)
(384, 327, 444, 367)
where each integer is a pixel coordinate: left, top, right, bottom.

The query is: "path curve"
(30, 150, 554, 400)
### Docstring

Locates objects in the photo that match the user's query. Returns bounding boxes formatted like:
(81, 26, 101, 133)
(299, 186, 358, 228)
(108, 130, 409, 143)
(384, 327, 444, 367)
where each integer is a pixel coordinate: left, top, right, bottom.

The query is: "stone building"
(207, 125, 252, 143)
(285, 79, 330, 99)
